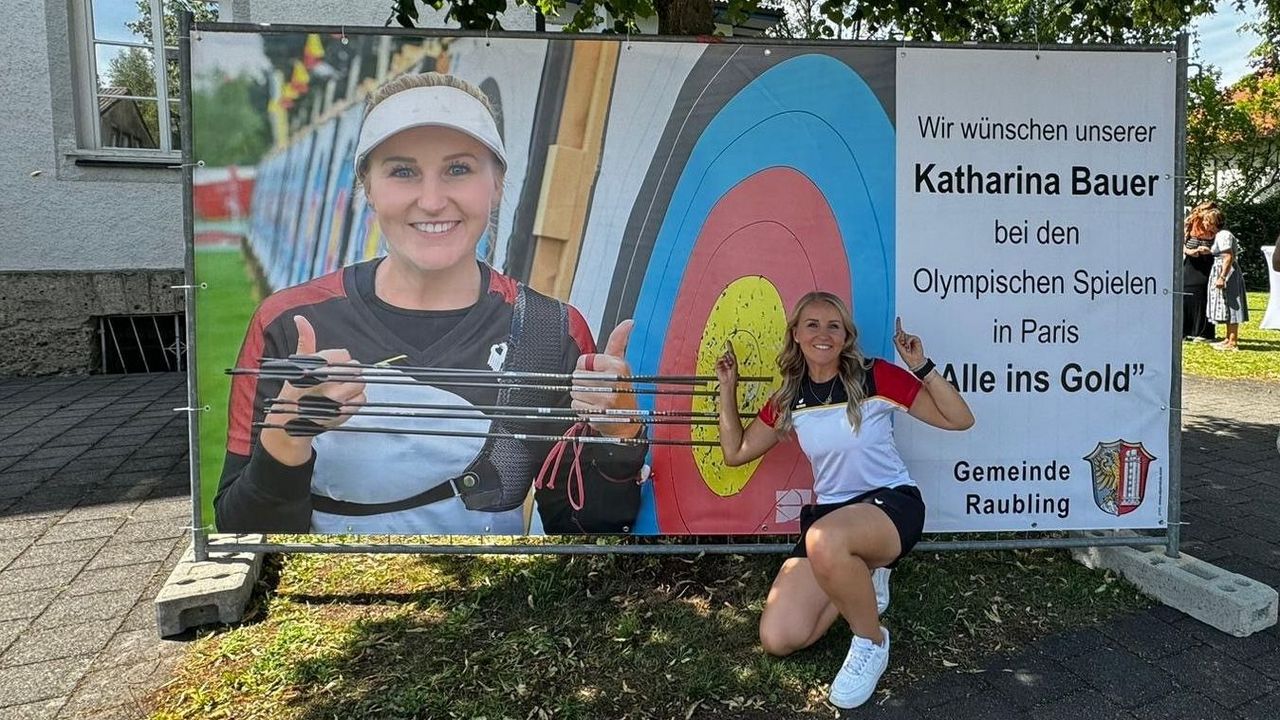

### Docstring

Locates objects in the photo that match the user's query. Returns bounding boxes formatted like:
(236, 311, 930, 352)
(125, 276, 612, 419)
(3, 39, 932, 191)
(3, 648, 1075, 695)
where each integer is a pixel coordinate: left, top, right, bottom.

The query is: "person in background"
(1202, 205, 1248, 351)
(1181, 201, 1216, 342)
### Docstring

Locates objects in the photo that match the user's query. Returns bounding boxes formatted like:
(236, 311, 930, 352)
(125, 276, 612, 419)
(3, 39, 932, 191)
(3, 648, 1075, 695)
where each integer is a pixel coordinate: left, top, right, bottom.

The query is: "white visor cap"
(353, 85, 506, 176)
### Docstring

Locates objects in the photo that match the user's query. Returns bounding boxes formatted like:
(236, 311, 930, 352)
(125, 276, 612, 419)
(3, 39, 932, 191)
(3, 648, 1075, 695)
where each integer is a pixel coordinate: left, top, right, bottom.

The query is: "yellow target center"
(692, 276, 784, 497)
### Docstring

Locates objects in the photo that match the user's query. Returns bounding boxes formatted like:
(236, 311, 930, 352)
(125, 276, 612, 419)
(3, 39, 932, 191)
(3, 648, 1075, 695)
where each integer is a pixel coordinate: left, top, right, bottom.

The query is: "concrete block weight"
(1075, 537, 1278, 637)
(154, 534, 263, 637)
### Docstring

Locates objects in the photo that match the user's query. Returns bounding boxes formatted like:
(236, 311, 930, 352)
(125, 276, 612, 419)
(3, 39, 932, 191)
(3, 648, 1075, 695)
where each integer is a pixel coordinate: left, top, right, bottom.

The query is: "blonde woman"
(715, 292, 973, 709)
(216, 73, 646, 534)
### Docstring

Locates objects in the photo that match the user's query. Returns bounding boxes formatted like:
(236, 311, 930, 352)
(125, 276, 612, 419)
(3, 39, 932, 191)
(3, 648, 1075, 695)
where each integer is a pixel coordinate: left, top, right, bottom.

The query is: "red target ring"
(651, 167, 852, 534)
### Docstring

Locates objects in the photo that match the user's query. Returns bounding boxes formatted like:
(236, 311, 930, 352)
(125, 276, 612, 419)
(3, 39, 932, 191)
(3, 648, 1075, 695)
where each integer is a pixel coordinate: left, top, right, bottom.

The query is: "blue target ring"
(629, 53, 896, 535)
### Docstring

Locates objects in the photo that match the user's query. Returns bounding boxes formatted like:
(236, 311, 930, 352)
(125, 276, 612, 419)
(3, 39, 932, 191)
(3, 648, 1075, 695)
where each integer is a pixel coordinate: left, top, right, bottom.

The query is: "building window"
(74, 0, 218, 157)
(97, 313, 187, 373)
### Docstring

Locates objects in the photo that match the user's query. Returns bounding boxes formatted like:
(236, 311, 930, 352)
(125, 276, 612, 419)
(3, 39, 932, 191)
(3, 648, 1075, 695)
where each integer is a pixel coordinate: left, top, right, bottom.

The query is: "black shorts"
(787, 484, 926, 568)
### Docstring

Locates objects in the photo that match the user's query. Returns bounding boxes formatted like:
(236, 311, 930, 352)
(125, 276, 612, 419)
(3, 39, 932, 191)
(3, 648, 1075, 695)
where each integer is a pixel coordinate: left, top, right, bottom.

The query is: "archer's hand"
(260, 316, 367, 465)
(893, 316, 927, 371)
(715, 340, 739, 388)
(572, 320, 642, 439)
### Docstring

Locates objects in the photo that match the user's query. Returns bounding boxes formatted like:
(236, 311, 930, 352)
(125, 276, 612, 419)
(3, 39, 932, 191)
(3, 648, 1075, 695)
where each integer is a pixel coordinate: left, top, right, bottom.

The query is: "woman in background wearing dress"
(1201, 205, 1248, 351)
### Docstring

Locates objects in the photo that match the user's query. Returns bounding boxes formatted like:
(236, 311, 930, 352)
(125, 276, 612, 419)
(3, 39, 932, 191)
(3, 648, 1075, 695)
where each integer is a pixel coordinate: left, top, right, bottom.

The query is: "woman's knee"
(804, 525, 852, 577)
(759, 617, 808, 657)
(807, 506, 902, 572)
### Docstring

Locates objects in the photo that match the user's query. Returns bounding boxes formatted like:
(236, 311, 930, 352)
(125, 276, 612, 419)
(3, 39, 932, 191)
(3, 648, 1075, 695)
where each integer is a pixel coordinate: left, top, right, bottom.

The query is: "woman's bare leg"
(758, 558, 841, 657)
(804, 504, 901, 644)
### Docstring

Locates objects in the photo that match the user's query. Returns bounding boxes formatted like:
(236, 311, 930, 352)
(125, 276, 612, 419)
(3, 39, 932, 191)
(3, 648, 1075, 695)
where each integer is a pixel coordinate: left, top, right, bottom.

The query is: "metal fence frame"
(178, 17, 1188, 562)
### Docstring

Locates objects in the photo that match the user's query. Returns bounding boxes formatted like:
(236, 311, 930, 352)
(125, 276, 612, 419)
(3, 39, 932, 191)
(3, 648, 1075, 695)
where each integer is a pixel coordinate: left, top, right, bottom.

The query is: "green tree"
(1185, 0, 1280, 204)
(192, 74, 271, 166)
(1240, 0, 1279, 72)
(105, 47, 160, 145)
(104, 46, 155, 96)
(768, 0, 839, 38)
(389, 0, 1218, 39)
(123, 0, 219, 97)
(101, 1, 220, 147)
(1188, 67, 1280, 205)
(126, 0, 220, 46)
(391, 0, 741, 34)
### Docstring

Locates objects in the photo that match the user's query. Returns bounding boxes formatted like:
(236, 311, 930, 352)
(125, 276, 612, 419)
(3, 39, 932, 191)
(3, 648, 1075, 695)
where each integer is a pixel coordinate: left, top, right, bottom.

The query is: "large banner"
(896, 49, 1176, 532)
(190, 29, 1176, 536)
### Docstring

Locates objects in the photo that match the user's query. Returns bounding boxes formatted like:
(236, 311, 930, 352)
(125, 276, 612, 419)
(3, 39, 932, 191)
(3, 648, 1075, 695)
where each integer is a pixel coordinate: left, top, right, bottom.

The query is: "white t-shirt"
(757, 359, 922, 504)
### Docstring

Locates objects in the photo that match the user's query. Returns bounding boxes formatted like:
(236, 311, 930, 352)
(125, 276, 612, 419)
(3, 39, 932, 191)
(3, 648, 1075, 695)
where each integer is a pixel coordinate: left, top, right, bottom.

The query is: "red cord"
(534, 421, 589, 511)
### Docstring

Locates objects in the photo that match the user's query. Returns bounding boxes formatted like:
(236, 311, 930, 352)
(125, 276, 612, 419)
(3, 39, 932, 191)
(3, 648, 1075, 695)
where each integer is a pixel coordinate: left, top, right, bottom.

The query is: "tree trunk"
(654, 0, 715, 35)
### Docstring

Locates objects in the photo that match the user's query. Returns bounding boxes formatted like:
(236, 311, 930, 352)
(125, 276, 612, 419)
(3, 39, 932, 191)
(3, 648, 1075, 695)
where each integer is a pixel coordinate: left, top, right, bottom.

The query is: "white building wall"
(0, 0, 188, 272)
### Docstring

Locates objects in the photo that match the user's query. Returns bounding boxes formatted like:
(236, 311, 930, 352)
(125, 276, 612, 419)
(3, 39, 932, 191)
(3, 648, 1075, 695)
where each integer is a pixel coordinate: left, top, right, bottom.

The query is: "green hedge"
(1221, 195, 1280, 291)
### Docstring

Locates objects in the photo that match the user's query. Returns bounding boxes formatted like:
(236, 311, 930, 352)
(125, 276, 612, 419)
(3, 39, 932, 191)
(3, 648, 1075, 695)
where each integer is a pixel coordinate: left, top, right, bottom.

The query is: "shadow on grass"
(1237, 335, 1280, 352)
(1183, 294, 1280, 380)
(150, 544, 1155, 720)
(269, 553, 829, 720)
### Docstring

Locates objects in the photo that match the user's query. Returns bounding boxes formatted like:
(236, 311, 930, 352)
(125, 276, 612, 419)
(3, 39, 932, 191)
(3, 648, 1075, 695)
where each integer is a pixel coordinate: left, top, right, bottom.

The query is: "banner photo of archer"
(190, 28, 896, 536)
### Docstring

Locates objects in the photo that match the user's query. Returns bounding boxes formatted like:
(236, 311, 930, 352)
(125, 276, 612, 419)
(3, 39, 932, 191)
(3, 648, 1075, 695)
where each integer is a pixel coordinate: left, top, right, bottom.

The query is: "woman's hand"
(893, 317, 927, 372)
(895, 317, 975, 431)
(713, 338, 778, 466)
(572, 320, 643, 439)
(261, 315, 367, 465)
(1214, 276, 1227, 289)
(715, 340, 739, 388)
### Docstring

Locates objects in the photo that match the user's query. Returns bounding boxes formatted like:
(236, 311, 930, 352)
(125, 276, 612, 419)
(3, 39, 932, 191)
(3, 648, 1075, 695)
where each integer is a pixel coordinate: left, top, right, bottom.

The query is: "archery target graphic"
(650, 167, 852, 534)
(616, 51, 896, 535)
(313, 103, 363, 279)
(690, 275, 783, 496)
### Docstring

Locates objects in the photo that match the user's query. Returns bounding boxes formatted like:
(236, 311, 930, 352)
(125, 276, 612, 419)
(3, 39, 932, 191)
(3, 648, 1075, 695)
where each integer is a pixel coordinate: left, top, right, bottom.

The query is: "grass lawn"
(146, 543, 1147, 719)
(153, 257, 1247, 718)
(1182, 292, 1280, 380)
(194, 247, 261, 529)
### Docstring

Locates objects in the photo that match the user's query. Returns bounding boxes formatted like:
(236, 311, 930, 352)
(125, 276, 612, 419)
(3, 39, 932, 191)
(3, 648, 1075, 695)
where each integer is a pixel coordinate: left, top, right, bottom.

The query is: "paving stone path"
(0, 374, 189, 719)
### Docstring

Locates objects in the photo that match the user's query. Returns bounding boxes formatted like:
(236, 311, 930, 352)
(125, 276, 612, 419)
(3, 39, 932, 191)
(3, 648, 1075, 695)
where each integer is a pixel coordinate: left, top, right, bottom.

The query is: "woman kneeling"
(715, 292, 974, 709)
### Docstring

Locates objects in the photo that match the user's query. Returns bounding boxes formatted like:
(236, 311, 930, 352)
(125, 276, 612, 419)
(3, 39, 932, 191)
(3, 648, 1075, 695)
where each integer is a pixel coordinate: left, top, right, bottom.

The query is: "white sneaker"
(828, 627, 890, 709)
(872, 567, 891, 615)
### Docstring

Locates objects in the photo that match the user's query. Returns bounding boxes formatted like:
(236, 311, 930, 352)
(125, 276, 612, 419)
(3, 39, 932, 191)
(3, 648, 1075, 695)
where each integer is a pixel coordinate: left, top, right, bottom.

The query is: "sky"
(1191, 0, 1265, 84)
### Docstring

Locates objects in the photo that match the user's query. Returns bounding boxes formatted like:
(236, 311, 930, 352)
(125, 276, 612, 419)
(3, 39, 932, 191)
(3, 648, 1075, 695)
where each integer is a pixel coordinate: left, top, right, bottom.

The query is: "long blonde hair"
(771, 292, 869, 434)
